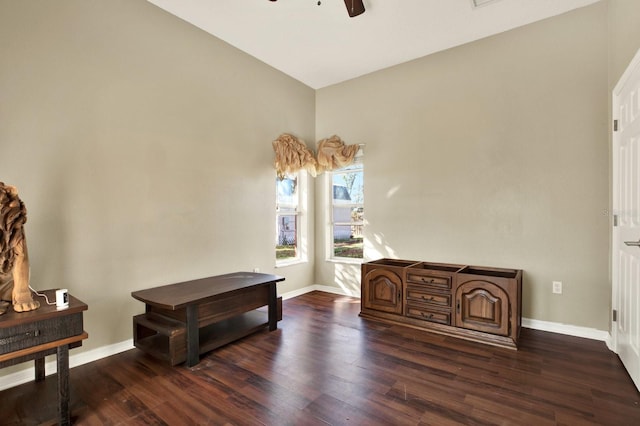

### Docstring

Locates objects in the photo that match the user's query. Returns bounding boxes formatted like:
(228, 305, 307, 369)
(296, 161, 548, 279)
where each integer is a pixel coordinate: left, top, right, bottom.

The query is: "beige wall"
(2, 0, 637, 380)
(608, 0, 640, 86)
(0, 0, 316, 373)
(316, 2, 610, 329)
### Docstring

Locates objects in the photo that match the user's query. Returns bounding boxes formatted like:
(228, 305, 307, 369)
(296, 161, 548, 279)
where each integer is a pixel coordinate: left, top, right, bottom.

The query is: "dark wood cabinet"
(360, 259, 522, 349)
(361, 259, 415, 315)
(404, 262, 458, 326)
(455, 266, 521, 338)
(0, 292, 88, 426)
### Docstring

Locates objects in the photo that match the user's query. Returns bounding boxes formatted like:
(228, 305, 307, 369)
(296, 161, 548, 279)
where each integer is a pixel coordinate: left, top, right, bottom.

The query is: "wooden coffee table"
(131, 272, 284, 367)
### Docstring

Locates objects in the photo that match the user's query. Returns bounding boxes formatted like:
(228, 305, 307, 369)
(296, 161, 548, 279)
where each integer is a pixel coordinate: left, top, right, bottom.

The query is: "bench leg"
(186, 304, 199, 367)
(268, 282, 277, 331)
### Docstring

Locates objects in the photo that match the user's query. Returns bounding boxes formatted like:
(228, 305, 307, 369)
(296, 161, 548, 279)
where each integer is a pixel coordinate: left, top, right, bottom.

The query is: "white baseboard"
(0, 286, 612, 391)
(0, 339, 134, 391)
(284, 286, 612, 343)
(520, 318, 610, 342)
(280, 285, 317, 300)
(280, 284, 359, 299)
(0, 287, 329, 391)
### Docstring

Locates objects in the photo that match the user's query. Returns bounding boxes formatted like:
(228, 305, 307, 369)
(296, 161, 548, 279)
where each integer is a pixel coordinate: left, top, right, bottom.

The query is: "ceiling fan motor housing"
(344, 0, 365, 17)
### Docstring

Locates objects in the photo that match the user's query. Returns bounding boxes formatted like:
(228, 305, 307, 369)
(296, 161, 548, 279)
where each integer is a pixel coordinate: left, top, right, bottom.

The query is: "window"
(276, 171, 307, 264)
(329, 159, 364, 260)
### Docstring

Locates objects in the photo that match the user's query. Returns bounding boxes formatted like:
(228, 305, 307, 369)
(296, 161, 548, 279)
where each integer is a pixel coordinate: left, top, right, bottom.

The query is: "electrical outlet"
(552, 281, 563, 294)
(253, 267, 260, 273)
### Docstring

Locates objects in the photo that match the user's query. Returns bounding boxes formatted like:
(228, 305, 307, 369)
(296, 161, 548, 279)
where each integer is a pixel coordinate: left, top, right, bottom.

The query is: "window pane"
(277, 176, 298, 205)
(276, 214, 297, 259)
(276, 174, 300, 262)
(331, 164, 363, 259)
(332, 206, 363, 258)
(332, 167, 363, 204)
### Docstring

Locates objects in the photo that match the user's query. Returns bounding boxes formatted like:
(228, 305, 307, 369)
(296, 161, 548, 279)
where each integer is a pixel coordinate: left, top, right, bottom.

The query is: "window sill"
(326, 258, 364, 265)
(275, 259, 308, 268)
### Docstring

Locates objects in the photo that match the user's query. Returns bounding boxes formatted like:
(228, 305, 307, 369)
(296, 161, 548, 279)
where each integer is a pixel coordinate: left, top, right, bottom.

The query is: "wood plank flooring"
(0, 291, 638, 425)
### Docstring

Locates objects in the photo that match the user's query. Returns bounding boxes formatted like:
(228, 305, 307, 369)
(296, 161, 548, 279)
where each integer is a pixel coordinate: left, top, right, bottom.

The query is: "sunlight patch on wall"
(334, 263, 361, 296)
(365, 232, 398, 260)
(386, 185, 401, 198)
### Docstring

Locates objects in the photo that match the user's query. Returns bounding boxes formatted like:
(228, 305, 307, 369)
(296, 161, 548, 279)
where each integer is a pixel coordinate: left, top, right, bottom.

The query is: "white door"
(612, 48, 640, 391)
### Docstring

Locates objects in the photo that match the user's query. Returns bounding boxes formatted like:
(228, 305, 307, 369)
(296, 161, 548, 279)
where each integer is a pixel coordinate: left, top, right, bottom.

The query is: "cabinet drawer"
(405, 273, 451, 290)
(406, 287, 451, 307)
(406, 305, 451, 325)
(0, 312, 84, 355)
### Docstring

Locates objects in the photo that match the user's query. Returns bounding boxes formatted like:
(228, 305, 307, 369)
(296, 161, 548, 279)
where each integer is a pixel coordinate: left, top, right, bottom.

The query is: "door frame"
(610, 47, 640, 354)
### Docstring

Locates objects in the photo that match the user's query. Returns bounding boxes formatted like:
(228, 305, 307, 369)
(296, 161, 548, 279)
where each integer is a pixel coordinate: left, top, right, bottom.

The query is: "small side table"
(0, 290, 88, 426)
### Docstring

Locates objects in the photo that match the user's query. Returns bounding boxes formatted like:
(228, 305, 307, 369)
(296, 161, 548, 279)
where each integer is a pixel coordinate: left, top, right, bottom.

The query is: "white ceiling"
(147, 0, 601, 89)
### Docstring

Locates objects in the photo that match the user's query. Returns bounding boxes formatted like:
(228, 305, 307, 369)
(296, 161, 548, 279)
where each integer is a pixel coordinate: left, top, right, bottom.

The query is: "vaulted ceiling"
(147, 0, 601, 89)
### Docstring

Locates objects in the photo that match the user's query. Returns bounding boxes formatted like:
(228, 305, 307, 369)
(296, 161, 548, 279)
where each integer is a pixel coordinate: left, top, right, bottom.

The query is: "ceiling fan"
(268, 0, 365, 18)
(343, 0, 365, 17)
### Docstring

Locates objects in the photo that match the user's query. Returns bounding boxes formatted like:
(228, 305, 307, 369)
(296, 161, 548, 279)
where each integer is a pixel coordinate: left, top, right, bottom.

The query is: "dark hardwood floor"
(1, 291, 639, 425)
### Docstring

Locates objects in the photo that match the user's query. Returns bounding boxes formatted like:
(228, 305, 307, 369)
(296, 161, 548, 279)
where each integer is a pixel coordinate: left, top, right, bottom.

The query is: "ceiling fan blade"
(344, 0, 365, 18)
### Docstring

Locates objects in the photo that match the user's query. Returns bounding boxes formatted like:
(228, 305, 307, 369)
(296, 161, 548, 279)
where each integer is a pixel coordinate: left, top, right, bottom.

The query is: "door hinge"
(613, 309, 617, 322)
(614, 119, 619, 131)
(614, 214, 619, 227)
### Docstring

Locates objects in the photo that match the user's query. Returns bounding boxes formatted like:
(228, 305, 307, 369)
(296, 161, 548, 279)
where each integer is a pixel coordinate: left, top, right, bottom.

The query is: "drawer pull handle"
(421, 296, 434, 301)
(0, 329, 41, 346)
(421, 277, 435, 283)
(420, 313, 434, 319)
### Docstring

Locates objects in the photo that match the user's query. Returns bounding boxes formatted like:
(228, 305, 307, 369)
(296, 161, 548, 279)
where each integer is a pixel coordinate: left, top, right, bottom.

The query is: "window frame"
(276, 170, 308, 267)
(326, 155, 364, 263)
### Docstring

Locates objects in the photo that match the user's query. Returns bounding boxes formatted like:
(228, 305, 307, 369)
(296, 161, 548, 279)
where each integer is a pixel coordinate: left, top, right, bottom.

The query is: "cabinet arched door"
(455, 280, 509, 336)
(362, 268, 403, 315)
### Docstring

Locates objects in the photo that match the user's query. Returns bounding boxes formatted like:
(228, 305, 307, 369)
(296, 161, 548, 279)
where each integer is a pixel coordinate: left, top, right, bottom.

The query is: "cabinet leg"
(57, 344, 70, 426)
(34, 357, 45, 381)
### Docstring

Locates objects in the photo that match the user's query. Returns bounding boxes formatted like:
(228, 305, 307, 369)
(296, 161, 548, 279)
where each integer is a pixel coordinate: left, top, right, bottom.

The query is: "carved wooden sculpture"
(0, 182, 39, 315)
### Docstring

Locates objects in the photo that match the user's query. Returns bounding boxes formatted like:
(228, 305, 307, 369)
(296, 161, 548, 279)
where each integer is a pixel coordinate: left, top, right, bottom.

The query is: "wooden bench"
(131, 272, 284, 367)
